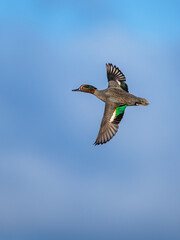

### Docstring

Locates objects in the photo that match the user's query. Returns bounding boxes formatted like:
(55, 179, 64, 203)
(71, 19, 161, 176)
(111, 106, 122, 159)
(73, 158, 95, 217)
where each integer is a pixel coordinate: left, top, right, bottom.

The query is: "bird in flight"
(72, 63, 149, 145)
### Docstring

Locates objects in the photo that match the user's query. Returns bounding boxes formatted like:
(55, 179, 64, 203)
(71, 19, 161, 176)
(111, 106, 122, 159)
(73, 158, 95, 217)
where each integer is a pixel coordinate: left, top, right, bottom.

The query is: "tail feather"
(136, 98, 149, 106)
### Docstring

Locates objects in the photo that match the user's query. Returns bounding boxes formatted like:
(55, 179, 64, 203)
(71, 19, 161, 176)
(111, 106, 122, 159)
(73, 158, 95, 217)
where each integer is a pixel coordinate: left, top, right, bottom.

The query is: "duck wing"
(94, 103, 126, 145)
(106, 63, 129, 92)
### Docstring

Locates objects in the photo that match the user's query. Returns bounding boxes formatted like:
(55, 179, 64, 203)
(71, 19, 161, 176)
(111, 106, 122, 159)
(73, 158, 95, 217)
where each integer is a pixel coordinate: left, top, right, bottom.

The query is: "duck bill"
(72, 88, 80, 91)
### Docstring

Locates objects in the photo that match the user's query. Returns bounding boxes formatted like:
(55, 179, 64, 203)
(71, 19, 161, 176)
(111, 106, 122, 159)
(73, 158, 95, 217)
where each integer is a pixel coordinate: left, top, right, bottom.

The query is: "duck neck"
(93, 90, 106, 102)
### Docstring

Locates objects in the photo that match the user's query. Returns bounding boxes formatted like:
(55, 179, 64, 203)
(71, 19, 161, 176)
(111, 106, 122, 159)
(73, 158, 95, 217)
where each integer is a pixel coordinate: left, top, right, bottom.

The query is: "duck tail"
(136, 97, 149, 106)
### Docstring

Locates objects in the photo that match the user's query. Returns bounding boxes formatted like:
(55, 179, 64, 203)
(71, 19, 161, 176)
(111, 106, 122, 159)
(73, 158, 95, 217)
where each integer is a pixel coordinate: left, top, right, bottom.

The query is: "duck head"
(72, 84, 97, 94)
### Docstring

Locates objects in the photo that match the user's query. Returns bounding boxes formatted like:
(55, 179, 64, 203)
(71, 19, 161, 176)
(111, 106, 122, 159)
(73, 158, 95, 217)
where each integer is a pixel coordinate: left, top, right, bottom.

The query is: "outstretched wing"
(106, 63, 128, 92)
(94, 103, 127, 145)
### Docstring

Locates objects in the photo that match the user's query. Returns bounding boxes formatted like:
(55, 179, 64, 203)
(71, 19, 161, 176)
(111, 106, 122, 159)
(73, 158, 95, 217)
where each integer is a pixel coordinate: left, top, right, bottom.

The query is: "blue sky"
(0, 0, 180, 239)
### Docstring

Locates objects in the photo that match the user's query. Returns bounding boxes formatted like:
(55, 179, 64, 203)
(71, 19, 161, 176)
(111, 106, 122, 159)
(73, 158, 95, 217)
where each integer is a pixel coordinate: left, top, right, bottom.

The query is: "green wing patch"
(115, 105, 126, 117)
(120, 82, 129, 92)
(113, 105, 126, 124)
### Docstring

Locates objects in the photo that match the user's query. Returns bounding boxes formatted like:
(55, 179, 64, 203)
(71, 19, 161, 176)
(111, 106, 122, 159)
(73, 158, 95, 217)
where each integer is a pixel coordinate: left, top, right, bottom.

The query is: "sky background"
(0, 0, 180, 239)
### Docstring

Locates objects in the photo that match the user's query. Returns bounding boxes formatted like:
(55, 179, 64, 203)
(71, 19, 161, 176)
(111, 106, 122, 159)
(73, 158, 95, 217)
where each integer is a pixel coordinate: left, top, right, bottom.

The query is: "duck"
(72, 63, 149, 145)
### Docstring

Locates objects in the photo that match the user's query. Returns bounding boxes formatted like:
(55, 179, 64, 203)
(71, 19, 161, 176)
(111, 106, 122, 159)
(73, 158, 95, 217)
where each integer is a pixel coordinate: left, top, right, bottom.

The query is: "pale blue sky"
(0, 1, 180, 239)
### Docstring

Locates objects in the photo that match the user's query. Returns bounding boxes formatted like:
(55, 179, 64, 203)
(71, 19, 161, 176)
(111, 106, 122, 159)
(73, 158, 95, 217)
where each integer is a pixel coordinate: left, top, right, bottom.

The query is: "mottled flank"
(73, 63, 149, 145)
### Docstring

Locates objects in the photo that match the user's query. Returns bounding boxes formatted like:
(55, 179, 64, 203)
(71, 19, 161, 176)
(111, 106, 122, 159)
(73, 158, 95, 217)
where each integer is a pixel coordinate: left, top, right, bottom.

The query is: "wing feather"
(106, 63, 126, 88)
(94, 103, 126, 145)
